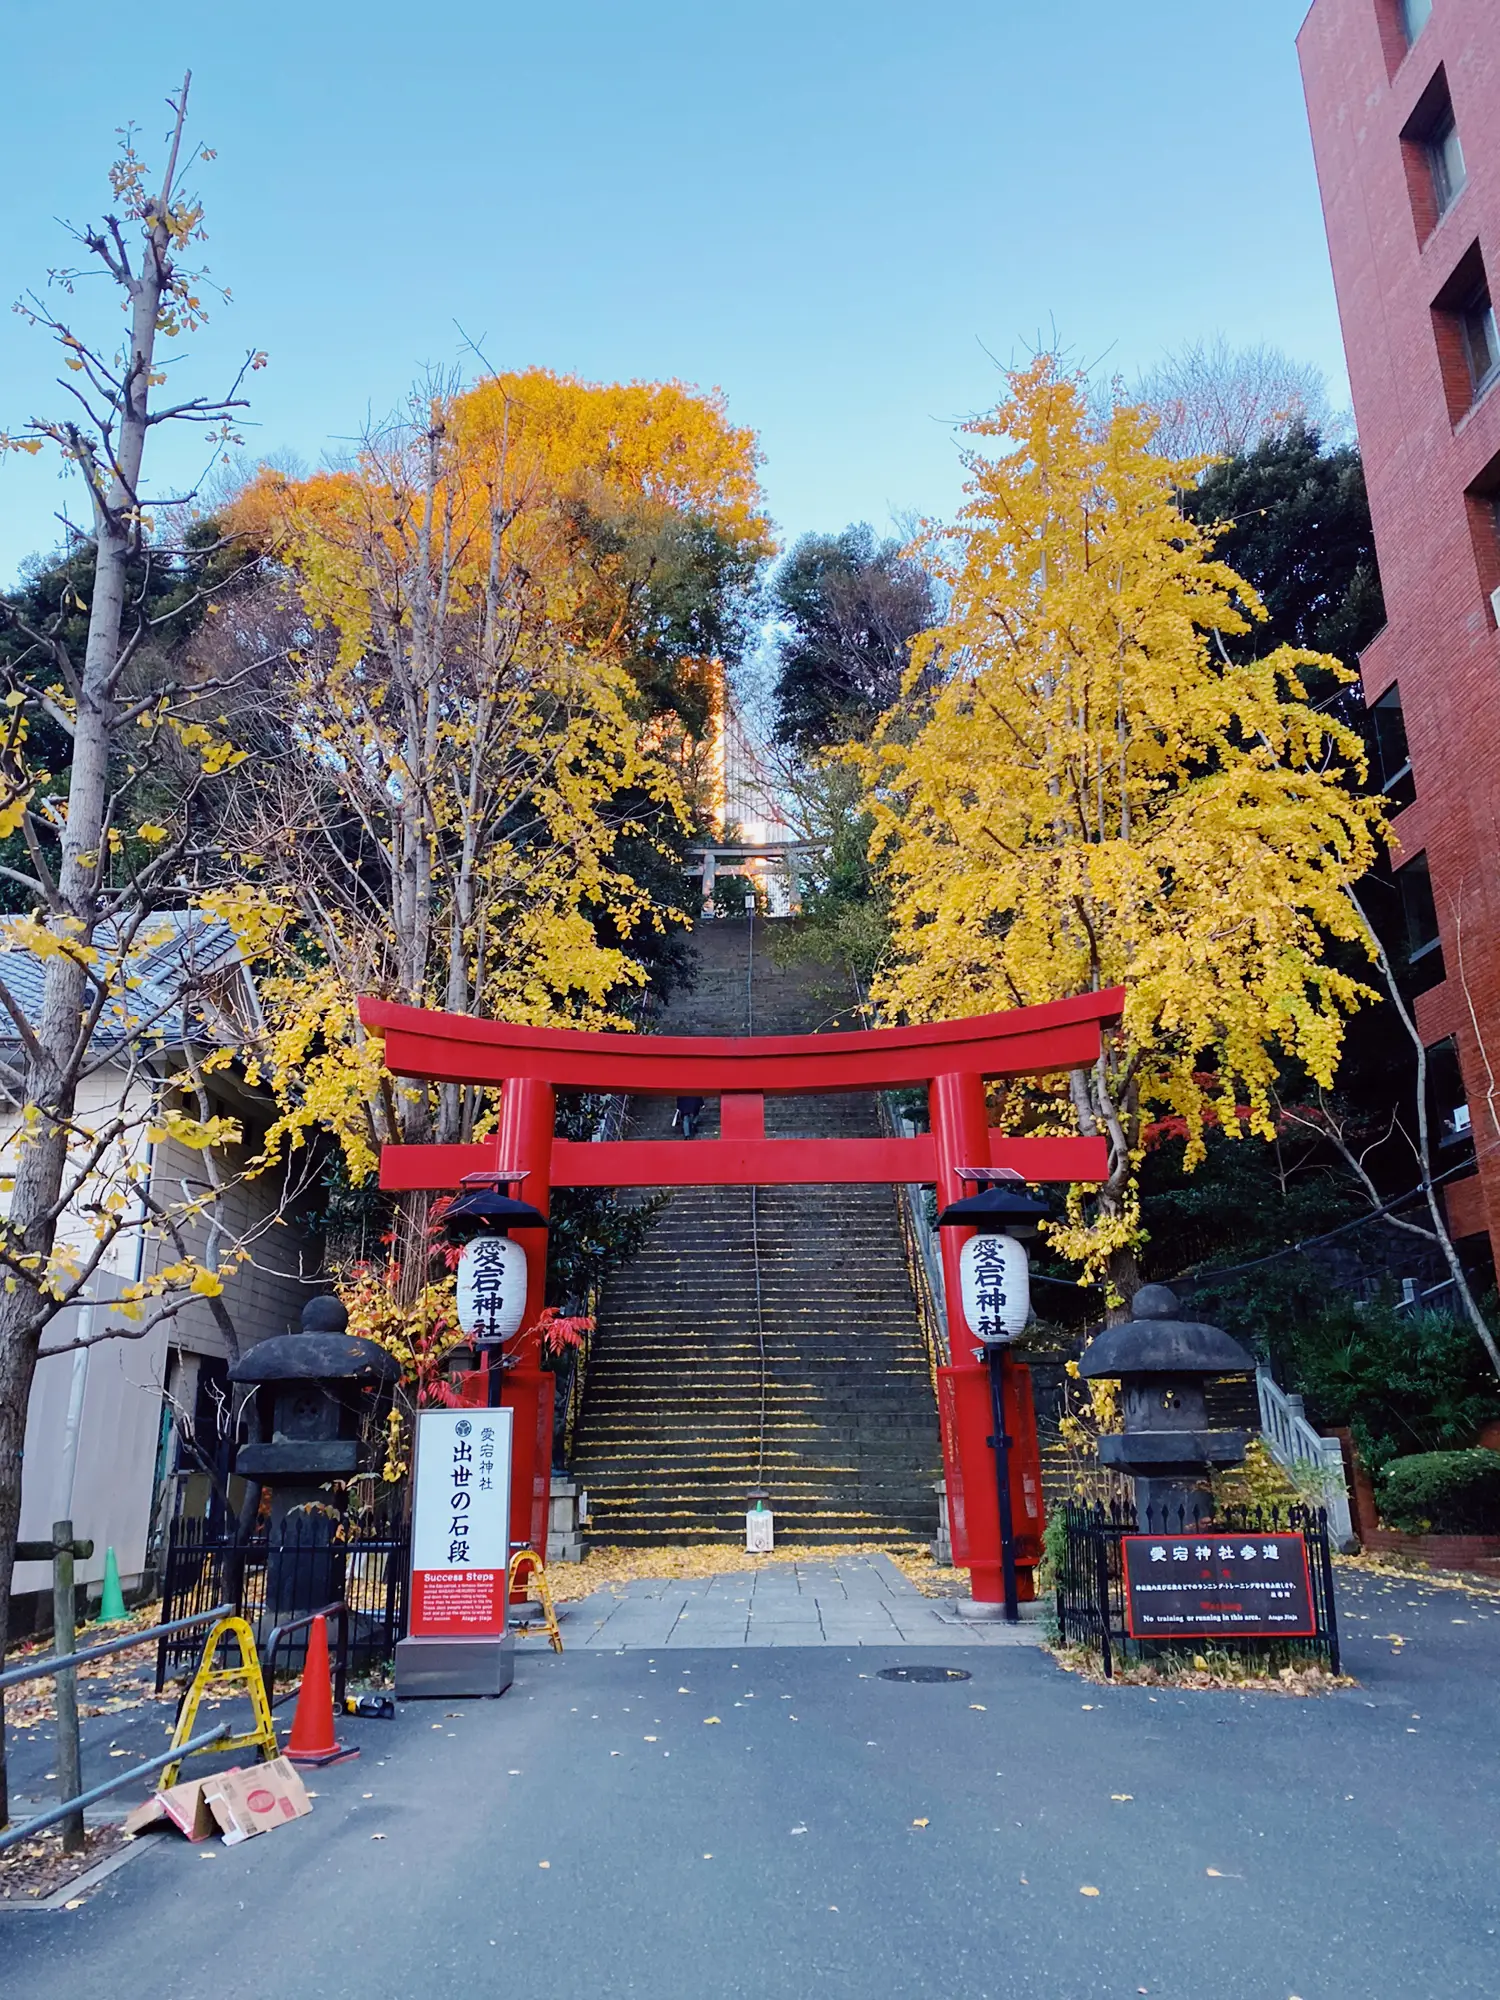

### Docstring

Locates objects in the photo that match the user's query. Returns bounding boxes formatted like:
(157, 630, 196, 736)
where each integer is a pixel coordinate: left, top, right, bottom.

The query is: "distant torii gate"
(361, 987, 1125, 1607)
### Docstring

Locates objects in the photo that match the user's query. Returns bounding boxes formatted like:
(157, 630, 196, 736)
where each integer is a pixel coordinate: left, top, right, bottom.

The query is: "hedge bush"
(1379, 1450, 1500, 1535)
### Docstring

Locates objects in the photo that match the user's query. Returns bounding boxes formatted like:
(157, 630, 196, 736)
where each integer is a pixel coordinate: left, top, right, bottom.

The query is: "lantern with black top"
(1078, 1283, 1256, 1527)
(230, 1294, 400, 1627)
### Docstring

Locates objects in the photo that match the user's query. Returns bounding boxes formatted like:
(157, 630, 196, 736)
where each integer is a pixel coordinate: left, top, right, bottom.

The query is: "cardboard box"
(202, 1757, 312, 1845)
(123, 1771, 239, 1842)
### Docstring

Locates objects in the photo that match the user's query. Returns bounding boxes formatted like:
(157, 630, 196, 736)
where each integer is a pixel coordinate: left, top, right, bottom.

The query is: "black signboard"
(1121, 1532, 1316, 1640)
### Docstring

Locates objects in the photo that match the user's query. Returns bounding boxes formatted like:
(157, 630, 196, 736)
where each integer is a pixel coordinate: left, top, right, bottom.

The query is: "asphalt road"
(3, 1567, 1498, 1999)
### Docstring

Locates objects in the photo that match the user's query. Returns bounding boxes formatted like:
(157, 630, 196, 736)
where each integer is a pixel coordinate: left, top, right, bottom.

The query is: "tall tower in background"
(703, 659, 797, 847)
(1300, 0, 1500, 1262)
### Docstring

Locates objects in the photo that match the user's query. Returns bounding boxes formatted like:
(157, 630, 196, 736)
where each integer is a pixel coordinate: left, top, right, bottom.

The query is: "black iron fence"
(1053, 1500, 1340, 1679)
(156, 1515, 409, 1689)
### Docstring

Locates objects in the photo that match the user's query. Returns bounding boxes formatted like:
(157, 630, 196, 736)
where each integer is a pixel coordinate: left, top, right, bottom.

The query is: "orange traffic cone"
(285, 1615, 359, 1768)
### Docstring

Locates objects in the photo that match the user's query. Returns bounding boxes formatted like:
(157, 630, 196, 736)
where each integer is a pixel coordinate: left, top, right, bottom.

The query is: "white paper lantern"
(959, 1232, 1030, 1343)
(456, 1233, 528, 1343)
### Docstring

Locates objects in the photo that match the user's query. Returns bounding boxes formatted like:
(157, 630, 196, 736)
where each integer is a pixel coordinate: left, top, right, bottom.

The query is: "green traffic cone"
(97, 1545, 127, 1624)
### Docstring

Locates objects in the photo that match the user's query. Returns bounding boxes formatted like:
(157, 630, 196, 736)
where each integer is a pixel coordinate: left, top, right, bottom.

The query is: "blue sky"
(0, 1, 1338, 583)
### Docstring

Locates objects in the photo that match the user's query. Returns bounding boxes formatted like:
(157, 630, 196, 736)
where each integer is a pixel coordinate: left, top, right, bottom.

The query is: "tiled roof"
(0, 911, 246, 1057)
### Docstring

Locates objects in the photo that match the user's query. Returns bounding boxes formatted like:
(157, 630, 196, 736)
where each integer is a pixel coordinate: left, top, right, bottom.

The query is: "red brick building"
(1300, 0, 1500, 1255)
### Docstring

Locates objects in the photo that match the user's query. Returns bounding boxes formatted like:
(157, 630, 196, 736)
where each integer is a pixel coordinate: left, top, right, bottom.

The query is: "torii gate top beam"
(361, 988, 1123, 1191)
(358, 988, 1124, 1099)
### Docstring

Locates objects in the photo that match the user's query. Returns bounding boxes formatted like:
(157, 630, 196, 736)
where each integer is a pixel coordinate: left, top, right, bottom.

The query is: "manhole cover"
(876, 1666, 973, 1684)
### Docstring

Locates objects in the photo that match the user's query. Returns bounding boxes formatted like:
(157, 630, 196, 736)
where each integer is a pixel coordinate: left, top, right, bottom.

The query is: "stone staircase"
(570, 919, 941, 1547)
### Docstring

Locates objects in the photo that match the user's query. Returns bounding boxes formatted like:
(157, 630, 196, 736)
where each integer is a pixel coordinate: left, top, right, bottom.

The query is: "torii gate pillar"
(494, 1076, 555, 1591)
(930, 1071, 1043, 1604)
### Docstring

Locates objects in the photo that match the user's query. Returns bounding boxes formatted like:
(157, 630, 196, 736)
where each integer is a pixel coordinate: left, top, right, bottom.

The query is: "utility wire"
(1174, 1154, 1479, 1289)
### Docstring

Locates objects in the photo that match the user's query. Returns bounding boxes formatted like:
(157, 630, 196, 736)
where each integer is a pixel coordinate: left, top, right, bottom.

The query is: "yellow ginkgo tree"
(223, 370, 771, 1260)
(866, 357, 1388, 1301)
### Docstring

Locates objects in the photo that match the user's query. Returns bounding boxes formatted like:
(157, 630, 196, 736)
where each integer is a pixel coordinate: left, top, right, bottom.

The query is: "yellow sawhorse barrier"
(508, 1550, 563, 1653)
(160, 1615, 278, 1790)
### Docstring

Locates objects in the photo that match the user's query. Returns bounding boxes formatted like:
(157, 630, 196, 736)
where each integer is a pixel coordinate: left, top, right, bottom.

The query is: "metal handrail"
(0, 1602, 235, 1693)
(1256, 1366, 1355, 1545)
(0, 1600, 236, 1853)
(0, 1726, 233, 1855)
(877, 1092, 948, 1397)
(261, 1600, 351, 1713)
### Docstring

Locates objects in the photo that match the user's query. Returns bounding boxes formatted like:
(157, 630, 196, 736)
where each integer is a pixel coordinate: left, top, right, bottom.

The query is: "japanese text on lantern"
(456, 1233, 526, 1344)
(969, 1237, 1010, 1339)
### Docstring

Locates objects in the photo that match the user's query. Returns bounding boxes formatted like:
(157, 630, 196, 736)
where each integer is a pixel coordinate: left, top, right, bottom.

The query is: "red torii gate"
(361, 986, 1124, 1607)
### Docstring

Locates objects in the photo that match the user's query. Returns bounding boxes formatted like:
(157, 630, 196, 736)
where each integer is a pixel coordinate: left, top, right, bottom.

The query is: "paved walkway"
(530, 1552, 1046, 1648)
(6, 1568, 1499, 1998)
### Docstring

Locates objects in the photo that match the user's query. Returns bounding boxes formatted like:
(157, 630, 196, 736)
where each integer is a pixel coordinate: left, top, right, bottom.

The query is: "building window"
(1397, 850, 1444, 991)
(1400, 0, 1433, 45)
(1426, 1037, 1474, 1159)
(1432, 246, 1500, 421)
(1370, 684, 1415, 810)
(1464, 454, 1500, 628)
(1461, 284, 1500, 401)
(1401, 70, 1465, 240)
(1426, 107, 1466, 216)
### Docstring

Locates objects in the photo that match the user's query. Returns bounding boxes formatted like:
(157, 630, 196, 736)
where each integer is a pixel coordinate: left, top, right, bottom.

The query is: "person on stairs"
(673, 1095, 705, 1139)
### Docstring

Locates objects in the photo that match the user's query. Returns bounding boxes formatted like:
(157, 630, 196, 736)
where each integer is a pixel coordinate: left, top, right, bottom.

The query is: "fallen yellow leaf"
(1206, 1868, 1224, 1877)
(1110, 1794, 1133, 1802)
(703, 1717, 722, 1725)
(912, 1817, 929, 1828)
(1080, 1885, 1100, 1897)
(969, 1703, 986, 1711)
(1192, 1656, 1209, 1671)
(539, 1860, 550, 1869)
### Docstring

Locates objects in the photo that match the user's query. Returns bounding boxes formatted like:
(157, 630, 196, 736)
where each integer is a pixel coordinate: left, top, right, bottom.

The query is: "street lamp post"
(937, 1171, 1049, 1624)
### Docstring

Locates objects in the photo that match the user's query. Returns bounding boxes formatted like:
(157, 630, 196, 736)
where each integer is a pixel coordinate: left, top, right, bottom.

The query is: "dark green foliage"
(1379, 1449, 1500, 1535)
(770, 525, 936, 753)
(1140, 1125, 1366, 1285)
(544, 1187, 665, 1311)
(1245, 1299, 1500, 1477)
(558, 498, 766, 1004)
(546, 1095, 665, 1308)
(564, 498, 763, 736)
(1182, 424, 1385, 675)
(0, 522, 245, 911)
(778, 767, 889, 983)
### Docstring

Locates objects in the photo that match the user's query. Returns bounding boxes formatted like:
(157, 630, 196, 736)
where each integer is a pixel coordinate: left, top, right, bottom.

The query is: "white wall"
(7, 1063, 322, 1595)
(15, 1282, 171, 1593)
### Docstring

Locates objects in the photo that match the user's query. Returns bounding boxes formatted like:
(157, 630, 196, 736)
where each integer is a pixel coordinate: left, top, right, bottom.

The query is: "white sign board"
(409, 1407, 513, 1638)
(456, 1234, 528, 1344)
(959, 1232, 1030, 1342)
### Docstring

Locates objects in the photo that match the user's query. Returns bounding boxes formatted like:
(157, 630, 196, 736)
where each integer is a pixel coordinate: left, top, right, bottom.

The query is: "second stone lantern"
(1078, 1284, 1258, 1528)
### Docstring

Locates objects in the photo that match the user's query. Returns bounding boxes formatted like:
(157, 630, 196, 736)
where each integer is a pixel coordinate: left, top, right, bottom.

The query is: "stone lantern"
(1078, 1284, 1257, 1527)
(230, 1295, 400, 1625)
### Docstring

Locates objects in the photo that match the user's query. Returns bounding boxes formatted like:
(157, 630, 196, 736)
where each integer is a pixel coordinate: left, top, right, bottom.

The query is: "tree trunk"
(1104, 1243, 1143, 1322)
(0, 148, 173, 1816)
